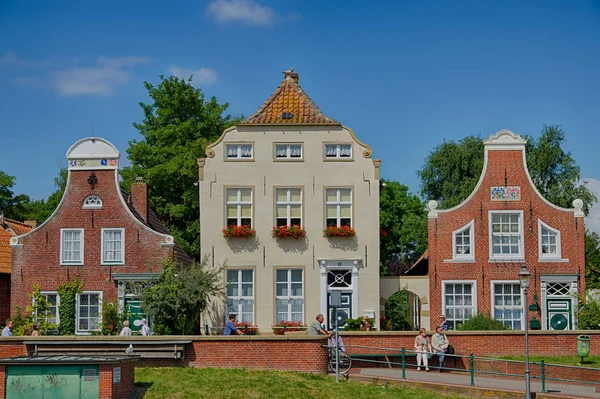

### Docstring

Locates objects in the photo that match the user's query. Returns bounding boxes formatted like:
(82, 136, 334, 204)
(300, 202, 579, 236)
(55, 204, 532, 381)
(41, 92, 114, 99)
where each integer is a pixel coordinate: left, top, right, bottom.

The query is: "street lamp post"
(519, 264, 532, 399)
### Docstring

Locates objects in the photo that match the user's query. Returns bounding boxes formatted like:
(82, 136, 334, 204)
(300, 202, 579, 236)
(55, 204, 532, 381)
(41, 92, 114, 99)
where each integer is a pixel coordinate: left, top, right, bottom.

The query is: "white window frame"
(60, 228, 84, 265)
(225, 143, 253, 160)
(76, 291, 103, 334)
(101, 228, 125, 265)
(82, 195, 103, 209)
(275, 268, 304, 323)
(490, 280, 524, 330)
(324, 143, 353, 160)
(442, 280, 477, 330)
(275, 188, 303, 227)
(226, 269, 255, 324)
(225, 188, 253, 227)
(34, 291, 60, 326)
(325, 188, 353, 227)
(488, 211, 524, 261)
(538, 219, 562, 261)
(274, 144, 303, 160)
(452, 220, 475, 260)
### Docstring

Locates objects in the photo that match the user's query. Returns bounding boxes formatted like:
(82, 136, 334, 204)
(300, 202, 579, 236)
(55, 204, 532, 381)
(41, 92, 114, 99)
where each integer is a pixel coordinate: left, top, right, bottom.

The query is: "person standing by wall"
(438, 315, 450, 331)
(120, 320, 132, 336)
(1, 319, 13, 336)
(140, 318, 150, 336)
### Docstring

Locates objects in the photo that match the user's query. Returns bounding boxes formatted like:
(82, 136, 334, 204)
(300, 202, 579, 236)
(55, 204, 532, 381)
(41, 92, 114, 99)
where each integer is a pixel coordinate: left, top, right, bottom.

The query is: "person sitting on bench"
(431, 325, 450, 372)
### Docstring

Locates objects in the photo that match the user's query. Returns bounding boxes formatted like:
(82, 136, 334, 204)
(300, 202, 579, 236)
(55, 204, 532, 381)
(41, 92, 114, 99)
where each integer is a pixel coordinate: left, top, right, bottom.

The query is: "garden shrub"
(102, 302, 120, 335)
(385, 291, 412, 330)
(57, 276, 83, 335)
(456, 313, 509, 330)
(578, 295, 600, 330)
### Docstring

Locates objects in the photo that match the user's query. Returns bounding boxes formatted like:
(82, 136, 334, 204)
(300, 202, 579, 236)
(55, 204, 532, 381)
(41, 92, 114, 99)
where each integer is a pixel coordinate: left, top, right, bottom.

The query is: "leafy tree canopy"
(379, 179, 427, 275)
(121, 75, 241, 260)
(418, 125, 597, 215)
(25, 169, 68, 224)
(142, 259, 223, 335)
(585, 230, 600, 290)
(0, 170, 31, 221)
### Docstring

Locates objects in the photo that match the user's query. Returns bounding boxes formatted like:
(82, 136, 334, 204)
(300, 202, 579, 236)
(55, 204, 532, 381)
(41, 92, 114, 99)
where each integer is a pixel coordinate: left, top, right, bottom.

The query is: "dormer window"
(83, 195, 102, 209)
(324, 144, 352, 160)
(538, 220, 561, 260)
(226, 144, 253, 160)
(453, 220, 474, 260)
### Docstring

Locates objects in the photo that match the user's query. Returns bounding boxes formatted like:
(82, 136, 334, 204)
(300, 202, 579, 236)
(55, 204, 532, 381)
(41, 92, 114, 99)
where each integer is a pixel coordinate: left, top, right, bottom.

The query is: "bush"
(578, 295, 600, 330)
(385, 291, 412, 330)
(11, 286, 59, 336)
(343, 316, 376, 331)
(57, 277, 83, 335)
(102, 302, 120, 335)
(456, 313, 509, 331)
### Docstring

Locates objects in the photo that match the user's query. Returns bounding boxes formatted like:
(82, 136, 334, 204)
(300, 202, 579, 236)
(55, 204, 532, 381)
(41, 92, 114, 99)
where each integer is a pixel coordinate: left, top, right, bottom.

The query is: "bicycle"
(327, 347, 352, 375)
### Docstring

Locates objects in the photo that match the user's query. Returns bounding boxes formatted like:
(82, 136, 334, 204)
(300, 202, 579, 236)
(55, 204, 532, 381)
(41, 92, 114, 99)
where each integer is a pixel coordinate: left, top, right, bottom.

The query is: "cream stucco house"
(198, 70, 381, 332)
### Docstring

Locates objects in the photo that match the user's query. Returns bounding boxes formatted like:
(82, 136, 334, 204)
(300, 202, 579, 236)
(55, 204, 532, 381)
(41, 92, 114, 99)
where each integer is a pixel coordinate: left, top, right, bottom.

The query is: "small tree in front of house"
(142, 258, 223, 335)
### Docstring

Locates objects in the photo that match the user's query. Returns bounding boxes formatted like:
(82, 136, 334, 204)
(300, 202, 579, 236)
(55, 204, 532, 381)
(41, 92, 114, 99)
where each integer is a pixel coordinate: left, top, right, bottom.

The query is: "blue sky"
(1, 0, 599, 229)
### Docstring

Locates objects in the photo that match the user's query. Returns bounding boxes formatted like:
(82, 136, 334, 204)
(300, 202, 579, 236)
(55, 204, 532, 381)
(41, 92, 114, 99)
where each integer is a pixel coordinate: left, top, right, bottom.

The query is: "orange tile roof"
(240, 69, 340, 125)
(0, 219, 33, 274)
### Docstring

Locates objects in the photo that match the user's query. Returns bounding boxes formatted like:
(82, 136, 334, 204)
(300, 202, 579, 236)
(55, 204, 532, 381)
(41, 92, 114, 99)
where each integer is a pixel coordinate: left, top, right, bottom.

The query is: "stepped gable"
(240, 69, 339, 125)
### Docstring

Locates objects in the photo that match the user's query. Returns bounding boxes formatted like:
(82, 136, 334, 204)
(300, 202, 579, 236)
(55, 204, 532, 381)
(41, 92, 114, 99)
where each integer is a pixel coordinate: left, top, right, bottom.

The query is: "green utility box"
(577, 335, 591, 359)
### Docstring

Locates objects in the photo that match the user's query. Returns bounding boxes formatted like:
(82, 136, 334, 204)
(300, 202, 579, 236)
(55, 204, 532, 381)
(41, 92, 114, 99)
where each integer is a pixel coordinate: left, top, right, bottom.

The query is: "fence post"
(401, 346, 406, 379)
(469, 352, 474, 387)
(541, 359, 546, 393)
(204, 325, 209, 335)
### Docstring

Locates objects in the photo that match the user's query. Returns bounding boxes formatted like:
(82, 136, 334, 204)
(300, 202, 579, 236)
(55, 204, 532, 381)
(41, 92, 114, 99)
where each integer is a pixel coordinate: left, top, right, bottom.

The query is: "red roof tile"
(0, 219, 33, 274)
(240, 69, 339, 125)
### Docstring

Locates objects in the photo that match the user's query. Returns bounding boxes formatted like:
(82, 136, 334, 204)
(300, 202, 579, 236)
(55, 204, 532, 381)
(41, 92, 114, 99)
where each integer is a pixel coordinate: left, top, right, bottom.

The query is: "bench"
(28, 340, 191, 360)
(349, 353, 416, 368)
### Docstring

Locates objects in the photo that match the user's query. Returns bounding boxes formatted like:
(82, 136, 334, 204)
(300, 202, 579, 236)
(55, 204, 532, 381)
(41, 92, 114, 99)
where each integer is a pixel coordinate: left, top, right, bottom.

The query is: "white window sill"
(488, 258, 525, 263)
(61, 263, 84, 266)
(444, 259, 476, 263)
(101, 262, 124, 266)
(538, 258, 569, 263)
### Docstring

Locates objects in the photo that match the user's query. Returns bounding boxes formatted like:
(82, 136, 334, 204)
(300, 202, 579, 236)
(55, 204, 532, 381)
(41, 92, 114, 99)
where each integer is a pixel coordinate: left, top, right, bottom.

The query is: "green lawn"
(135, 367, 471, 399)
(495, 355, 600, 368)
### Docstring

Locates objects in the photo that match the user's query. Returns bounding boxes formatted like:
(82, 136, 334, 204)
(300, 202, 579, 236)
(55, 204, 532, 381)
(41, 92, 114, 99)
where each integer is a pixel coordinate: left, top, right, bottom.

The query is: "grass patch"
(495, 355, 600, 368)
(135, 367, 471, 399)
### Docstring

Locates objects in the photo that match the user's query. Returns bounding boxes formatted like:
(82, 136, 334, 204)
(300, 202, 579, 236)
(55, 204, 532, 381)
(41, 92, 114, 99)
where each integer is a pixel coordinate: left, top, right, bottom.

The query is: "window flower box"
(234, 321, 259, 335)
(222, 225, 256, 238)
(271, 321, 307, 335)
(272, 225, 306, 239)
(323, 225, 356, 237)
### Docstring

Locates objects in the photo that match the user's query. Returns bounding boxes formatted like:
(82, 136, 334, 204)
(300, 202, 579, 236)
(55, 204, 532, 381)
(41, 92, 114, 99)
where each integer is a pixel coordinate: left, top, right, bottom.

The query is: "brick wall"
(10, 169, 172, 319)
(428, 145, 586, 330)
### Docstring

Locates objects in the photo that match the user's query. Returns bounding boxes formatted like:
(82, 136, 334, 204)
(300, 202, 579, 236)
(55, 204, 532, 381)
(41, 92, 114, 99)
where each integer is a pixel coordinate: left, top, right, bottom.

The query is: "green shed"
(0, 355, 138, 399)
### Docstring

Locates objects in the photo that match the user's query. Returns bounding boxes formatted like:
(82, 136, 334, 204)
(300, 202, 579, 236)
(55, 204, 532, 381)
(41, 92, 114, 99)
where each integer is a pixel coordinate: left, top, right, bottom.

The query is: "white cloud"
(206, 0, 275, 26)
(168, 66, 218, 86)
(51, 56, 149, 96)
(0, 51, 19, 65)
(584, 177, 600, 235)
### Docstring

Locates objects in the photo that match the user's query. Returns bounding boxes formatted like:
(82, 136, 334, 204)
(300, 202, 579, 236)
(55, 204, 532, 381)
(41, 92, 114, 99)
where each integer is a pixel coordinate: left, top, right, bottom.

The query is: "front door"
(547, 299, 572, 330)
(327, 292, 352, 330)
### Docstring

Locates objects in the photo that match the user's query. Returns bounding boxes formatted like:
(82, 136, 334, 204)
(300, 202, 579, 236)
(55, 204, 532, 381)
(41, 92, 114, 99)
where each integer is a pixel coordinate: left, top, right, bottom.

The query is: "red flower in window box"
(222, 225, 256, 238)
(323, 225, 356, 237)
(271, 225, 307, 239)
(271, 320, 307, 335)
(234, 321, 259, 335)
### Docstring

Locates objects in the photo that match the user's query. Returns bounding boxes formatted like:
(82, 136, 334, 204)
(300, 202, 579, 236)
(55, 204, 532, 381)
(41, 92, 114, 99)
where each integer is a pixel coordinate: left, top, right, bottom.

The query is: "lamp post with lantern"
(519, 264, 532, 399)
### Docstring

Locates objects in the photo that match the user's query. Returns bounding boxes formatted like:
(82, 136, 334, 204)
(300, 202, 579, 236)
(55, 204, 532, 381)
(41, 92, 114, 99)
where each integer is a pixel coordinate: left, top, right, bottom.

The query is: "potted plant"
(323, 225, 356, 237)
(222, 225, 256, 238)
(272, 225, 306, 239)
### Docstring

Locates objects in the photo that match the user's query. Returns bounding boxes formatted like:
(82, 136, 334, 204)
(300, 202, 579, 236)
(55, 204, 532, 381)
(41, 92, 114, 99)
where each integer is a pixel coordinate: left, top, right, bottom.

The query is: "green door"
(6, 365, 99, 399)
(126, 299, 146, 333)
(6, 366, 43, 399)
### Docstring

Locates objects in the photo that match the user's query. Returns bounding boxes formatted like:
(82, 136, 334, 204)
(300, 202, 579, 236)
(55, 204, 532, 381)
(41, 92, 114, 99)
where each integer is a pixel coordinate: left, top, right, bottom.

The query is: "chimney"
(283, 68, 298, 83)
(130, 177, 148, 223)
(24, 220, 37, 228)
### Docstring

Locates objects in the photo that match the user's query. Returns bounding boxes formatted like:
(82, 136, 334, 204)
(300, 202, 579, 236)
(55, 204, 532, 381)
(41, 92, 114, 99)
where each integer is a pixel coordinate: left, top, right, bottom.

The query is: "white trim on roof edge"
(66, 137, 120, 159)
(427, 129, 584, 218)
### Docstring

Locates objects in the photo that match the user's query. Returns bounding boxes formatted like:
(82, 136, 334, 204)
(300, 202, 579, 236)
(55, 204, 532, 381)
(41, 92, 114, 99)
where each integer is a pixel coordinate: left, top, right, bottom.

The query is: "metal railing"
(344, 344, 600, 392)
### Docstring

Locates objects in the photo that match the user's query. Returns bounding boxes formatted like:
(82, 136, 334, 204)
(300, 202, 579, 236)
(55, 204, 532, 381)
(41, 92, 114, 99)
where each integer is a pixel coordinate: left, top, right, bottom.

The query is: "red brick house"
(9, 137, 190, 334)
(427, 130, 585, 331)
(0, 217, 32, 322)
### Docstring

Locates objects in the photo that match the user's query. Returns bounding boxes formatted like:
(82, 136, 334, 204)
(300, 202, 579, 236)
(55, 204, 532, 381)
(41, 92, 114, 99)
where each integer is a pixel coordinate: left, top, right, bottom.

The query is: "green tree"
(121, 75, 240, 260)
(25, 168, 67, 224)
(585, 230, 600, 289)
(142, 258, 223, 335)
(379, 179, 428, 275)
(384, 290, 412, 330)
(418, 125, 597, 214)
(0, 170, 31, 220)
